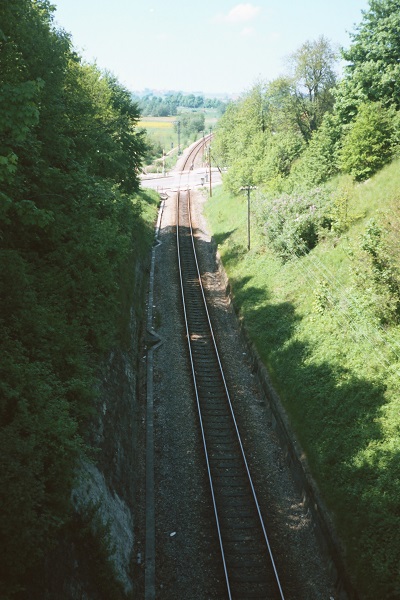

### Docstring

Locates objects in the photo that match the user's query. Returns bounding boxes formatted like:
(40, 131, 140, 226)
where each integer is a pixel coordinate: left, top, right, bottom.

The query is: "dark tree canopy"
(0, 2, 150, 596)
(336, 0, 400, 120)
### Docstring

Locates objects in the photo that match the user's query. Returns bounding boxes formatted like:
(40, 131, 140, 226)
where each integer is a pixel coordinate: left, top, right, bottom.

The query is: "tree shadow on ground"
(186, 228, 398, 598)
(212, 230, 237, 247)
(221, 273, 397, 598)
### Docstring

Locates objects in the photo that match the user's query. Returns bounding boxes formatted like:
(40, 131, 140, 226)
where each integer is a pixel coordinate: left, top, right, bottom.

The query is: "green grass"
(140, 117, 178, 154)
(205, 161, 400, 599)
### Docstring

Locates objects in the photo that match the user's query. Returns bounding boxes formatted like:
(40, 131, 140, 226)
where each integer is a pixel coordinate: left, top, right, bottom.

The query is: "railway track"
(181, 133, 212, 172)
(176, 188, 285, 599)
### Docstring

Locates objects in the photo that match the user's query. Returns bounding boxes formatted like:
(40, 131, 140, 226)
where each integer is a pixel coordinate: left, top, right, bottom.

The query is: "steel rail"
(176, 189, 232, 597)
(176, 187, 285, 599)
(181, 133, 212, 173)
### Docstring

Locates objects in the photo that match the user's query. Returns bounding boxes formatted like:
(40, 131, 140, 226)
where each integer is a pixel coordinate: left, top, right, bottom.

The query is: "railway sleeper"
(207, 444, 239, 453)
(204, 433, 235, 443)
(221, 520, 260, 532)
(229, 550, 276, 564)
(202, 413, 232, 422)
(212, 472, 247, 481)
(200, 406, 230, 414)
(213, 479, 249, 489)
(231, 591, 273, 600)
(223, 542, 268, 557)
(192, 349, 217, 358)
(198, 390, 228, 399)
(203, 424, 234, 434)
(227, 558, 270, 570)
(196, 372, 224, 378)
(203, 397, 232, 410)
(202, 414, 232, 424)
(209, 451, 239, 468)
(190, 338, 212, 346)
(230, 572, 271, 585)
(223, 535, 258, 546)
(223, 509, 256, 519)
(214, 497, 255, 510)
(216, 495, 252, 506)
(229, 585, 271, 600)
(197, 378, 224, 398)
(193, 360, 219, 368)
(220, 509, 261, 522)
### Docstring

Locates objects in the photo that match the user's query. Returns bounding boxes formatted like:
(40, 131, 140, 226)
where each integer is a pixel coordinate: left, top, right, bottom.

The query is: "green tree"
(288, 36, 338, 140)
(0, 1, 150, 596)
(339, 101, 398, 180)
(175, 111, 205, 143)
(336, 0, 400, 122)
(289, 112, 342, 189)
(214, 84, 270, 192)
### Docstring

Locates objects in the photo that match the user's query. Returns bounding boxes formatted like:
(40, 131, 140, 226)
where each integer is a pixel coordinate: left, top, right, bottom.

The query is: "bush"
(339, 102, 398, 181)
(357, 218, 400, 323)
(289, 113, 342, 190)
(255, 187, 332, 260)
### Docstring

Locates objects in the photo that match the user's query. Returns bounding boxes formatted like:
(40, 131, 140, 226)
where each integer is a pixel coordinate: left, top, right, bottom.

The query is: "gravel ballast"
(147, 186, 338, 599)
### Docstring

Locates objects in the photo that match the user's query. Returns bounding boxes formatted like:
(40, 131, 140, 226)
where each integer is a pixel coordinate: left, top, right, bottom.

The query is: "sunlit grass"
(205, 160, 400, 599)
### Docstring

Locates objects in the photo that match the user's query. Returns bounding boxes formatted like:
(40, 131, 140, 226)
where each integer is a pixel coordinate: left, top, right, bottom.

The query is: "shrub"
(255, 187, 332, 260)
(357, 218, 400, 323)
(339, 102, 398, 181)
(289, 112, 342, 190)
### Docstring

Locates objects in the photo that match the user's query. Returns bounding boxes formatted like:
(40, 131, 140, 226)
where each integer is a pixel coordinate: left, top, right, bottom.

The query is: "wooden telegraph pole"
(209, 145, 212, 197)
(240, 186, 257, 251)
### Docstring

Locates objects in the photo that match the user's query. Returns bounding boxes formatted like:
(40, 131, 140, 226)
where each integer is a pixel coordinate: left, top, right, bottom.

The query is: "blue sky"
(53, 1, 370, 95)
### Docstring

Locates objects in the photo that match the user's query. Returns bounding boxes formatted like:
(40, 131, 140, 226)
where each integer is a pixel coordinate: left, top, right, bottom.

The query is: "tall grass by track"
(204, 161, 400, 600)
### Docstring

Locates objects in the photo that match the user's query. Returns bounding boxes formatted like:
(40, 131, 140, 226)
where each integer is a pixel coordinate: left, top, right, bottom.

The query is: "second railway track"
(177, 188, 285, 600)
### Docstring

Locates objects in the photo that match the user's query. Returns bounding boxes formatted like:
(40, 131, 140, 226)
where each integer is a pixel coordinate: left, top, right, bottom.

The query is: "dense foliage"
(336, 0, 400, 121)
(254, 187, 332, 260)
(132, 91, 226, 117)
(175, 111, 206, 145)
(0, 1, 155, 597)
(210, 1, 400, 597)
(214, 1, 400, 194)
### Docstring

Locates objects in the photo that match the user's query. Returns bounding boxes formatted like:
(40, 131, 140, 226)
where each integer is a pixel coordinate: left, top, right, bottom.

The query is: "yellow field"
(139, 119, 174, 129)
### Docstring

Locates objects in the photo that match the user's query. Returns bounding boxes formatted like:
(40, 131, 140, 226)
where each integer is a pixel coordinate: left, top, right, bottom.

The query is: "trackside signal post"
(240, 186, 257, 251)
(175, 120, 181, 156)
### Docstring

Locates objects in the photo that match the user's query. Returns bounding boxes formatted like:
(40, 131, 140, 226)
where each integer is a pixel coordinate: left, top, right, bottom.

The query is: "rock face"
(46, 275, 146, 598)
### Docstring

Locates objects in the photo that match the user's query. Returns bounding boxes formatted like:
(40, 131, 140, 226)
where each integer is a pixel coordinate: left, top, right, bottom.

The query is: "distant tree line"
(133, 92, 227, 117)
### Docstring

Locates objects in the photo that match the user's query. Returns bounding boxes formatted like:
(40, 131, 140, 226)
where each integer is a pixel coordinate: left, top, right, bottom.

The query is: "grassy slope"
(205, 162, 400, 599)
